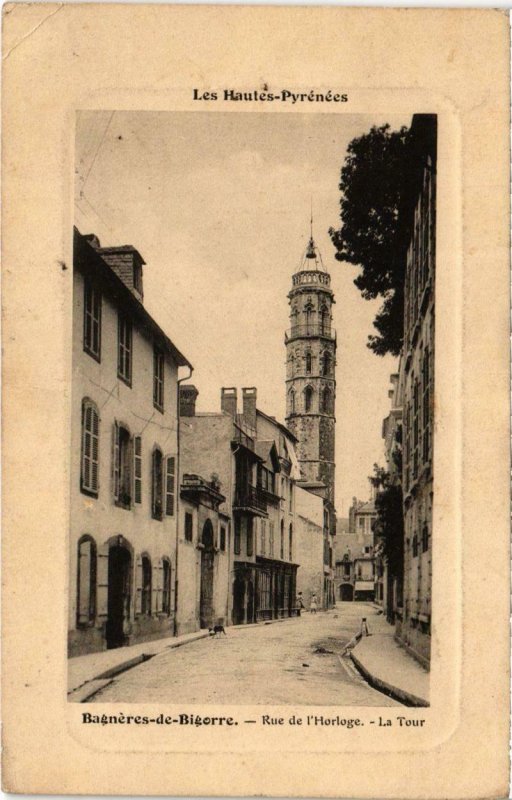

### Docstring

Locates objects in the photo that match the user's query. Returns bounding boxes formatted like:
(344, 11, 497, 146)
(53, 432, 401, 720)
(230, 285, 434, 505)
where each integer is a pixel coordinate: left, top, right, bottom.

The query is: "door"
(233, 576, 245, 625)
(106, 545, 131, 649)
(200, 520, 215, 628)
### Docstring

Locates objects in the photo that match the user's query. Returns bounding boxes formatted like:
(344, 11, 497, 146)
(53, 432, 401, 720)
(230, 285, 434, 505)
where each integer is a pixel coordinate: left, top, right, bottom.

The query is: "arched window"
(321, 386, 331, 414)
(152, 448, 163, 520)
(288, 352, 295, 378)
(141, 555, 152, 615)
(321, 351, 331, 376)
(81, 399, 99, 496)
(304, 385, 314, 413)
(113, 422, 132, 508)
(288, 523, 293, 561)
(162, 558, 171, 614)
(305, 351, 312, 374)
(280, 519, 285, 559)
(77, 535, 96, 627)
(289, 389, 296, 415)
(304, 300, 315, 332)
(320, 304, 329, 334)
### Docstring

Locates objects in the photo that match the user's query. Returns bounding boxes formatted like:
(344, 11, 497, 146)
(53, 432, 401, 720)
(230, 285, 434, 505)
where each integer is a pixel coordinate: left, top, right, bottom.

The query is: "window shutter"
(91, 408, 99, 493)
(165, 456, 175, 516)
(135, 554, 143, 616)
(155, 558, 163, 613)
(134, 436, 142, 504)
(112, 422, 120, 501)
(96, 544, 109, 621)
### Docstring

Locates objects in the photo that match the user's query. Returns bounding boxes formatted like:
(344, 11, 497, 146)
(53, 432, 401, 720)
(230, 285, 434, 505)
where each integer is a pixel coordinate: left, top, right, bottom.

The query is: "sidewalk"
(350, 613, 430, 707)
(68, 630, 209, 701)
(68, 615, 302, 702)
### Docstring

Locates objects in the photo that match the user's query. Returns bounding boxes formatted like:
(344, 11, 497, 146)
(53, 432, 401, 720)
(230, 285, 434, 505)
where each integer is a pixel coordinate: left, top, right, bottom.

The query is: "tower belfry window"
(305, 351, 312, 374)
(304, 385, 314, 413)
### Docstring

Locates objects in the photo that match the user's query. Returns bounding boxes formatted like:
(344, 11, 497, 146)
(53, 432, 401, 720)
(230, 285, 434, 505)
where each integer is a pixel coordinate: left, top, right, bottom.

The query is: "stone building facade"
(399, 114, 436, 666)
(285, 236, 337, 606)
(69, 229, 192, 656)
(335, 499, 377, 602)
(179, 385, 300, 626)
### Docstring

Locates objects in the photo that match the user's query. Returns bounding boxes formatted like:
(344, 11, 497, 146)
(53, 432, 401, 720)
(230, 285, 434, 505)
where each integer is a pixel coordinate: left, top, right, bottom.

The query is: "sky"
(75, 110, 411, 517)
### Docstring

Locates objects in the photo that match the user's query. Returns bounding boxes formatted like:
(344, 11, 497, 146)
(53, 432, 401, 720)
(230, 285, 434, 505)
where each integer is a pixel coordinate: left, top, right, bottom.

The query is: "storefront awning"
(355, 581, 374, 591)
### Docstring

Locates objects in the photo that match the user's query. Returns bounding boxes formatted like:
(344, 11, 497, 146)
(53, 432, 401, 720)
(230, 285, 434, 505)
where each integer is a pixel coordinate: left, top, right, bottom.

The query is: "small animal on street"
(314, 646, 334, 654)
(341, 631, 362, 657)
(209, 625, 227, 636)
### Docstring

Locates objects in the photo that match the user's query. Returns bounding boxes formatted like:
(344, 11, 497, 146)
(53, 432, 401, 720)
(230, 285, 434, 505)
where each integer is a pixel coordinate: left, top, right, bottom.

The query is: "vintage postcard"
(2, 5, 510, 797)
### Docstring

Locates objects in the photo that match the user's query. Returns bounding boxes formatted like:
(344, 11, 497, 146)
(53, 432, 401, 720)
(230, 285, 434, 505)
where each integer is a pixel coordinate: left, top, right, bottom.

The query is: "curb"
(68, 630, 210, 701)
(350, 652, 429, 708)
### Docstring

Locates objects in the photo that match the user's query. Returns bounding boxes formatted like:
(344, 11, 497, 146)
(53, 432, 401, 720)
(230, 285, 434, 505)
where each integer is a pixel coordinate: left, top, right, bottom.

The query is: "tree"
(370, 463, 404, 622)
(329, 124, 411, 356)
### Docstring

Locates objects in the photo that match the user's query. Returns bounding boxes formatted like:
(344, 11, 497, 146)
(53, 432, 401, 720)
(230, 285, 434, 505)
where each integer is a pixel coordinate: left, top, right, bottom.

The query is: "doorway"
(106, 545, 132, 649)
(200, 520, 215, 629)
(340, 583, 354, 601)
(233, 575, 245, 625)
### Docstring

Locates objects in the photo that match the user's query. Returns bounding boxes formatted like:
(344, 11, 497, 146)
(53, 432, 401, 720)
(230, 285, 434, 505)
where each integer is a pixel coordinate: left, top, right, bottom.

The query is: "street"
(91, 603, 401, 706)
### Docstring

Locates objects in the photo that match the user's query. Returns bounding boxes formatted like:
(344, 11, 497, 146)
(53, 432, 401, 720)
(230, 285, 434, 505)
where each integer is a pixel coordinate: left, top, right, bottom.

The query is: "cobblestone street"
(91, 603, 401, 705)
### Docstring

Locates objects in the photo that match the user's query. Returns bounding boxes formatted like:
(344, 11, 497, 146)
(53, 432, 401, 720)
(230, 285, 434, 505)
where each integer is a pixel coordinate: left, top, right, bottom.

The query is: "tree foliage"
(369, 463, 404, 580)
(329, 124, 411, 356)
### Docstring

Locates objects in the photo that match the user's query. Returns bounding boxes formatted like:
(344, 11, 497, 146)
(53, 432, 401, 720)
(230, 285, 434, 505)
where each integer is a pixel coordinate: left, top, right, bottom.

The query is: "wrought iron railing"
(233, 485, 267, 514)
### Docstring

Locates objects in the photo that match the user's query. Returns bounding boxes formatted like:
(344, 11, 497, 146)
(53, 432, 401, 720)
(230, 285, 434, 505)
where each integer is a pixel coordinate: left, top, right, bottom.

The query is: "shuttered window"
(165, 456, 175, 516)
(81, 400, 99, 496)
(118, 314, 132, 385)
(152, 449, 163, 520)
(133, 436, 142, 504)
(83, 281, 101, 360)
(77, 536, 96, 627)
(153, 347, 164, 412)
(112, 422, 132, 508)
(162, 559, 171, 614)
(220, 526, 226, 552)
(141, 556, 152, 615)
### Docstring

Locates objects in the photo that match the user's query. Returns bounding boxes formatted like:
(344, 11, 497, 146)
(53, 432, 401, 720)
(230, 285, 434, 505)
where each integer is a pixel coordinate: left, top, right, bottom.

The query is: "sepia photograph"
(68, 110, 435, 707)
(3, 5, 509, 796)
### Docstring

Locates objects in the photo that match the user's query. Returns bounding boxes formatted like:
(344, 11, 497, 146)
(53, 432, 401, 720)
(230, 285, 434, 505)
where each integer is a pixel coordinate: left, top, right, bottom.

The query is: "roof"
(256, 408, 298, 443)
(255, 440, 281, 472)
(74, 228, 192, 369)
(356, 500, 376, 514)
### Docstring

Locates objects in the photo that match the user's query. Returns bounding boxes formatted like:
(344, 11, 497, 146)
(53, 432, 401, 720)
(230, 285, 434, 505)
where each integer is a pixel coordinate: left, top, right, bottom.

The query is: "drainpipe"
(174, 364, 194, 637)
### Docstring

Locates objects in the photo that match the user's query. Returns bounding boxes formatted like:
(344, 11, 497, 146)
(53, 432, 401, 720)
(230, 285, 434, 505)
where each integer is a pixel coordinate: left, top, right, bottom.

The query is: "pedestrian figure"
(360, 617, 369, 636)
(310, 594, 318, 614)
(297, 592, 305, 617)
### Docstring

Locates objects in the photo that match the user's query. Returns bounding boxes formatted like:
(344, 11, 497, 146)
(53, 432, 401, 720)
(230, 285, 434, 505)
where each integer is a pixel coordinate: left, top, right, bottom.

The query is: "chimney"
(221, 387, 237, 418)
(179, 385, 199, 417)
(242, 387, 257, 430)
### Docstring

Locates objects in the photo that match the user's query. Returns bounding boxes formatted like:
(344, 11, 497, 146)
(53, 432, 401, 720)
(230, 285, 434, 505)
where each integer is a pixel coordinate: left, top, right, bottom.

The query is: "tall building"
(399, 114, 436, 667)
(285, 234, 337, 606)
(69, 229, 192, 656)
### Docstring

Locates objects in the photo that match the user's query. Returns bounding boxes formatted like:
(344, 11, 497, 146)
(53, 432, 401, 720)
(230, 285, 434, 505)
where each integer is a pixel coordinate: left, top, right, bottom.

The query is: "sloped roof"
(74, 228, 192, 369)
(255, 440, 281, 472)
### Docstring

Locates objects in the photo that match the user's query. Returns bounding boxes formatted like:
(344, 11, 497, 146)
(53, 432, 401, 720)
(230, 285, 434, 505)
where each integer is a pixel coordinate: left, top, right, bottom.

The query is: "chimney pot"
(179, 385, 199, 417)
(221, 387, 237, 418)
(242, 386, 257, 430)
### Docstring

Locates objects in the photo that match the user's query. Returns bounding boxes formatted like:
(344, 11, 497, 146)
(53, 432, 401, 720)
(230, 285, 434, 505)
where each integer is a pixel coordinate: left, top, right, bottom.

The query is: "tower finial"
(310, 196, 313, 240)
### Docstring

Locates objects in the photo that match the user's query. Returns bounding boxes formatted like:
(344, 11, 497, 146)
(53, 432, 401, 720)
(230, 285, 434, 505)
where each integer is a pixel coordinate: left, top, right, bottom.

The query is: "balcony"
(233, 485, 267, 516)
(285, 324, 336, 342)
